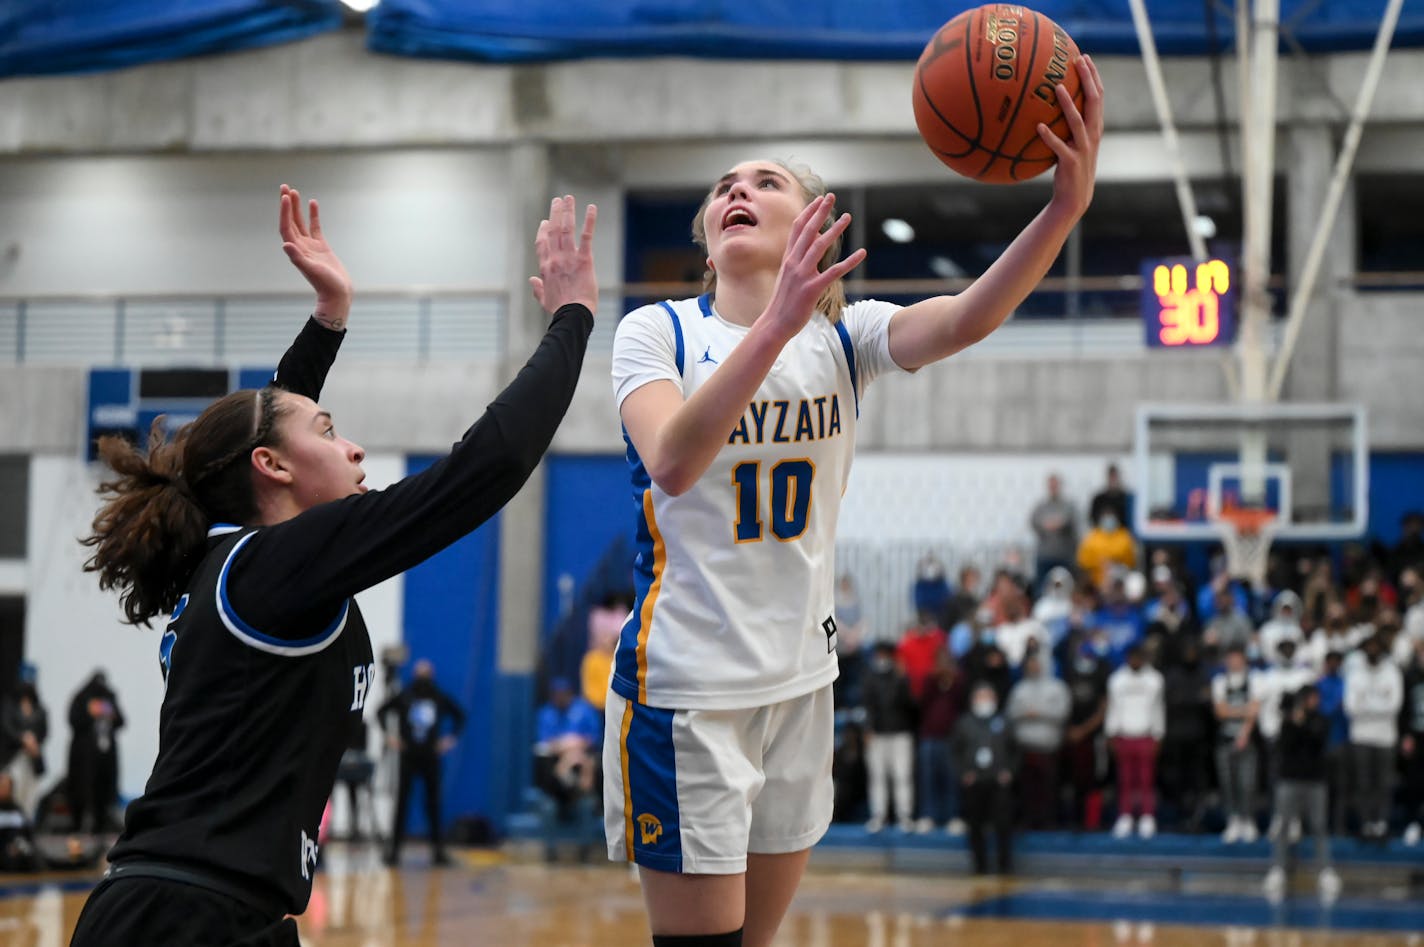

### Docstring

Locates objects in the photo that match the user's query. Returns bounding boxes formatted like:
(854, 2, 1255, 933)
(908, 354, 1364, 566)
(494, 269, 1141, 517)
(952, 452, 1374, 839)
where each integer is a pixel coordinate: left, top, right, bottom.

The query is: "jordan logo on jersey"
(698, 346, 718, 365)
(300, 829, 319, 881)
(636, 813, 663, 846)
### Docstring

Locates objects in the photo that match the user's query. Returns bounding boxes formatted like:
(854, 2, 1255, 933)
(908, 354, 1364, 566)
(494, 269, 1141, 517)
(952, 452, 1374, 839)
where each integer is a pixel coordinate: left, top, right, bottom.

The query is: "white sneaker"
(1267, 816, 1282, 841)
(864, 816, 884, 834)
(1288, 818, 1302, 843)
(946, 818, 967, 836)
(1263, 866, 1286, 902)
(1318, 867, 1342, 901)
(1137, 814, 1157, 840)
(896, 818, 916, 834)
(914, 817, 935, 834)
(1112, 814, 1134, 839)
(1240, 820, 1260, 844)
(1222, 817, 1243, 844)
(1404, 822, 1422, 846)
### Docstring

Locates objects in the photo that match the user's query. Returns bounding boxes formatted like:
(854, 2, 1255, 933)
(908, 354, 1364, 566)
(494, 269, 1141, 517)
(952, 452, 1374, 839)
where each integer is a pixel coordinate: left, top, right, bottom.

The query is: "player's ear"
(251, 446, 294, 486)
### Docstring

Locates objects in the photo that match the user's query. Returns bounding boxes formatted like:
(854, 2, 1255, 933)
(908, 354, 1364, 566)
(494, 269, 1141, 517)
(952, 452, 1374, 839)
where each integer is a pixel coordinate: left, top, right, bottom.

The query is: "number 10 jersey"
(610, 294, 904, 711)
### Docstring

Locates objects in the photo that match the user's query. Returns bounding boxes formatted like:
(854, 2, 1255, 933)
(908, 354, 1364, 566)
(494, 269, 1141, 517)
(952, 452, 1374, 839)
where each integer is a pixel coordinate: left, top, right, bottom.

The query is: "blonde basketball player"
(607, 56, 1104, 947)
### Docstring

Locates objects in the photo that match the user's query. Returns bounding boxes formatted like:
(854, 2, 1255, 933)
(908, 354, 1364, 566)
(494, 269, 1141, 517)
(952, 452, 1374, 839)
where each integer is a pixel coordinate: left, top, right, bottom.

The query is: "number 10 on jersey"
(732, 460, 814, 543)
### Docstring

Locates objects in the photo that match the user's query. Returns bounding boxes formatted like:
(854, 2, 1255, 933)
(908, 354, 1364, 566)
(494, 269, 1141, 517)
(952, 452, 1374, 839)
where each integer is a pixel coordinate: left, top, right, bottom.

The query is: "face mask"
(873, 656, 894, 672)
(979, 630, 997, 646)
(972, 700, 996, 718)
(1100, 515, 1119, 532)
(1090, 640, 1110, 657)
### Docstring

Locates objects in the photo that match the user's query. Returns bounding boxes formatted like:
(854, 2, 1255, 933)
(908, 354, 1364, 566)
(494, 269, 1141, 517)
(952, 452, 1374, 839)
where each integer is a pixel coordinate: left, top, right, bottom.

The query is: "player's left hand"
(438, 735, 458, 755)
(279, 184, 352, 330)
(1038, 54, 1104, 220)
(530, 195, 599, 317)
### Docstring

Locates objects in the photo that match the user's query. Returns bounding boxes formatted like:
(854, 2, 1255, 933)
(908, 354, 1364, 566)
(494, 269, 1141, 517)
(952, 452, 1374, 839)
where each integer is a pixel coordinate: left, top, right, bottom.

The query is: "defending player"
(70, 190, 598, 946)
(606, 57, 1103, 947)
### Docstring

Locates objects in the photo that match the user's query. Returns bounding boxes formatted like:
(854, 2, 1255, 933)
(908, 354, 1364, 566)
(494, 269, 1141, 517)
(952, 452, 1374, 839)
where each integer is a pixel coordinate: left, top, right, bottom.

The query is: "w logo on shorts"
(637, 813, 663, 846)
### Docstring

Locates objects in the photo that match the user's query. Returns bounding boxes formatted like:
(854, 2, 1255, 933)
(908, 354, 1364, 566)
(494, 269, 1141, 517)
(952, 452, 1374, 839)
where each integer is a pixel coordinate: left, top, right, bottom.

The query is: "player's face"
(701, 161, 807, 276)
(271, 392, 367, 508)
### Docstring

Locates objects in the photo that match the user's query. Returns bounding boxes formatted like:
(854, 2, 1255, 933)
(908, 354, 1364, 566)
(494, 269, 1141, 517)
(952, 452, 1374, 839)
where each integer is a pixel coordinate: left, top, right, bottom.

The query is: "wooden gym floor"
(2, 845, 1419, 946)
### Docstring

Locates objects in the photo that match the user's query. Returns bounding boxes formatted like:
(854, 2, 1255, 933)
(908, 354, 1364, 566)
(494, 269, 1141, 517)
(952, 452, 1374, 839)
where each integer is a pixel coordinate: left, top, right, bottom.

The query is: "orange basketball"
(913, 4, 1085, 184)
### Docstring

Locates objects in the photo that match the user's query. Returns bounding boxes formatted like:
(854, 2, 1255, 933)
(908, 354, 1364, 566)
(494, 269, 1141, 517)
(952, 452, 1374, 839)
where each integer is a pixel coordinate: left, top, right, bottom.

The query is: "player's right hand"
(530, 196, 598, 317)
(762, 194, 866, 341)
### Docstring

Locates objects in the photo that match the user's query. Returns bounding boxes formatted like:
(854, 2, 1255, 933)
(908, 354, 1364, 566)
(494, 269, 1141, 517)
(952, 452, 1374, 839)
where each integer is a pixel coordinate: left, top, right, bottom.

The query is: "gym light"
(881, 218, 915, 243)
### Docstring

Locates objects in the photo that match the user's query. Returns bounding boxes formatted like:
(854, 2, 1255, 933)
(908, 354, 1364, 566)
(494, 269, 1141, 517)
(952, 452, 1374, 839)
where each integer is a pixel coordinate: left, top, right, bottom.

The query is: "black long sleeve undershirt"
(272, 316, 345, 400)
(226, 304, 594, 637)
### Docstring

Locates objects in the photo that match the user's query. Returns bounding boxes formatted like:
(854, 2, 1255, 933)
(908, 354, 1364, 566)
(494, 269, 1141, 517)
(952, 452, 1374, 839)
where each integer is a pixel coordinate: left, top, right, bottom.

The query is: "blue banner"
(0, 0, 344, 78)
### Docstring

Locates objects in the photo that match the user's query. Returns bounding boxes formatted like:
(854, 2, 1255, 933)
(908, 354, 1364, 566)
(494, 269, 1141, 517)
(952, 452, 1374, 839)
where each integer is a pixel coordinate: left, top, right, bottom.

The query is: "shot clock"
(1140, 256, 1238, 349)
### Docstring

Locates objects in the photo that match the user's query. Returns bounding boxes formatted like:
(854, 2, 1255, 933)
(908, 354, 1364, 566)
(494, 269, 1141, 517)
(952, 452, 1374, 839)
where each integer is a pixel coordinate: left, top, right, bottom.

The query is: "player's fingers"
(278, 191, 297, 242)
(1036, 124, 1073, 163)
(308, 199, 323, 239)
(579, 203, 598, 253)
(1057, 83, 1088, 146)
(528, 276, 545, 306)
(1086, 54, 1105, 97)
(1076, 58, 1103, 137)
(790, 195, 832, 259)
(289, 188, 308, 237)
(823, 247, 868, 283)
(809, 212, 853, 260)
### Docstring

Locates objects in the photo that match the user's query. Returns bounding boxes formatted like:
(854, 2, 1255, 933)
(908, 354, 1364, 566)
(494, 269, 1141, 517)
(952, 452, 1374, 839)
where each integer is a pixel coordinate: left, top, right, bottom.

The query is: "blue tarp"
(2, 2, 1420, 77)
(367, 1, 1424, 64)
(0, 0, 345, 78)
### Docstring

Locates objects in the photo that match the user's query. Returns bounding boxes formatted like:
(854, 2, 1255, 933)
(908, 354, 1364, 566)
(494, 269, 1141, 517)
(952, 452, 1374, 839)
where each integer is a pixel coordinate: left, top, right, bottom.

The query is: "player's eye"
(323, 426, 336, 439)
(714, 182, 732, 196)
(758, 177, 780, 189)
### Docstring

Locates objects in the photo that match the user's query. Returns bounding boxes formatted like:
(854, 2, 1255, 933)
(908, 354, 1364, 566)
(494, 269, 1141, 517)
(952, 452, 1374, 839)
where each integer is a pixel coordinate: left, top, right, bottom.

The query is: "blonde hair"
(690, 159, 848, 323)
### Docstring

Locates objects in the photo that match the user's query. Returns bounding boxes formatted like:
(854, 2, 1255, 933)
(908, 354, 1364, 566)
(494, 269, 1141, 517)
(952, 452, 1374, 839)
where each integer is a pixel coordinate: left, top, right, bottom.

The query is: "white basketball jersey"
(610, 294, 904, 710)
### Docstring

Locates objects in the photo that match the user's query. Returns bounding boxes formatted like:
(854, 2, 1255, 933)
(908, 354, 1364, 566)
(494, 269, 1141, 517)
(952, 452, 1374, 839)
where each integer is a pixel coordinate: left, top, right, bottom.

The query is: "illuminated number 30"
(1155, 260, 1230, 345)
(732, 460, 814, 542)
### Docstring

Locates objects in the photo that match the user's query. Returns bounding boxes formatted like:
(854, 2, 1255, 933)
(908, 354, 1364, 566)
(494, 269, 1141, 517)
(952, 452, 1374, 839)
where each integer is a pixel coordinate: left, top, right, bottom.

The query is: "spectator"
(1032, 566, 1075, 646)
(1400, 567, 1424, 644)
(1007, 652, 1070, 829)
(1144, 578, 1195, 666)
(1390, 512, 1424, 585)
(1310, 602, 1366, 672)
(0, 774, 42, 873)
(1030, 474, 1079, 590)
(1345, 635, 1404, 842)
(1076, 513, 1136, 591)
(331, 716, 377, 843)
(1316, 650, 1352, 835)
(1160, 640, 1213, 830)
(916, 649, 967, 835)
(953, 683, 1017, 875)
(1213, 645, 1263, 843)
(897, 611, 947, 701)
(1399, 636, 1424, 846)
(1196, 572, 1252, 627)
(1092, 576, 1146, 665)
(1346, 567, 1396, 626)
(379, 660, 466, 866)
(995, 590, 1050, 670)
(1263, 685, 1340, 902)
(582, 594, 628, 713)
(1089, 463, 1131, 530)
(1204, 586, 1255, 655)
(2, 683, 48, 819)
(862, 642, 917, 833)
(531, 676, 600, 815)
(831, 724, 869, 825)
(1060, 631, 1110, 830)
(913, 554, 952, 630)
(66, 671, 124, 834)
(983, 570, 1026, 626)
(1105, 645, 1165, 839)
(1256, 639, 1317, 839)
(944, 565, 983, 632)
(834, 573, 869, 709)
(1258, 591, 1306, 665)
(961, 619, 1013, 708)
(1303, 560, 1342, 627)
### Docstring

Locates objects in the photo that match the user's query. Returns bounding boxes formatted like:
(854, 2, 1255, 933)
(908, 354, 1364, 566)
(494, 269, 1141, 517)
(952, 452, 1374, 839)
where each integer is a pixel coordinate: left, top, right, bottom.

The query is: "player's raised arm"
(271, 185, 352, 401)
(887, 55, 1105, 371)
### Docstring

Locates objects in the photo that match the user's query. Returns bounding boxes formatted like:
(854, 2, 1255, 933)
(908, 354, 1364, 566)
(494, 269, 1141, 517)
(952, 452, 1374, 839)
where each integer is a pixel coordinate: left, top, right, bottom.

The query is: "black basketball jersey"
(106, 302, 593, 915)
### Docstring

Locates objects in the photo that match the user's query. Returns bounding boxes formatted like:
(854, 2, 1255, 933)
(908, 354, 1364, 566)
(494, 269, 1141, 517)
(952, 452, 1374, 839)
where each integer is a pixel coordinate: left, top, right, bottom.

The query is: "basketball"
(913, 4, 1085, 184)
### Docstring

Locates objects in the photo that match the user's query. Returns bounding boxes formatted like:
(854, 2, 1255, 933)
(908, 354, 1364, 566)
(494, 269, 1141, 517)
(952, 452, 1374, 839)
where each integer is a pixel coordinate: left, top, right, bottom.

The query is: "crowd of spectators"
(831, 467, 1424, 886)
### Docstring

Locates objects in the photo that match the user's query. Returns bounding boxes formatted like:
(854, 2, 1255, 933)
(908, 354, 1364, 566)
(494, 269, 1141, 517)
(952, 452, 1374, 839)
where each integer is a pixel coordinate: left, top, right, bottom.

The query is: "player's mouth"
(721, 205, 757, 233)
(356, 472, 368, 494)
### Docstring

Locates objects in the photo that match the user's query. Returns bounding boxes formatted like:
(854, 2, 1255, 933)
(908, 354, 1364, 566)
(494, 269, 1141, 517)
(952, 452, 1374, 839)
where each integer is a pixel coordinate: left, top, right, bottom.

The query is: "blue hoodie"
(1316, 670, 1349, 747)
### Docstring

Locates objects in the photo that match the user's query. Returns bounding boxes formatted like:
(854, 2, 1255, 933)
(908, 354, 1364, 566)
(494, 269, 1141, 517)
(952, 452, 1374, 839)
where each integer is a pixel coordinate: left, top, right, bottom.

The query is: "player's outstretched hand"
(530, 196, 598, 317)
(279, 184, 352, 331)
(1037, 54, 1104, 220)
(762, 194, 866, 341)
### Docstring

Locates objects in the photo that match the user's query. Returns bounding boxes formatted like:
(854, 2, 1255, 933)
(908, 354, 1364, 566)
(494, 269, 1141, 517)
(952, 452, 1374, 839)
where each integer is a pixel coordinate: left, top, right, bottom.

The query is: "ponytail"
(82, 420, 208, 626)
(81, 387, 290, 627)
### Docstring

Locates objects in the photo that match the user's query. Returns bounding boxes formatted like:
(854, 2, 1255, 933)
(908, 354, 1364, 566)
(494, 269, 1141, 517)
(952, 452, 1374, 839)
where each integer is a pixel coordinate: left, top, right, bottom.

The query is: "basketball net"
(1214, 507, 1279, 589)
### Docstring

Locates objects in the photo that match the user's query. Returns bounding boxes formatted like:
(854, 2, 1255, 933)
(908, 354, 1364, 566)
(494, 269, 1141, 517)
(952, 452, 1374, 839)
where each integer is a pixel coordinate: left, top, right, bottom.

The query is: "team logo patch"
(636, 813, 663, 846)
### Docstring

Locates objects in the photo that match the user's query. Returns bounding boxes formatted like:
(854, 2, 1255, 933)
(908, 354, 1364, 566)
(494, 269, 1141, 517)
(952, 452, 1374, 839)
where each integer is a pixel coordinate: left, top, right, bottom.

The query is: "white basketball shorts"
(602, 684, 834, 875)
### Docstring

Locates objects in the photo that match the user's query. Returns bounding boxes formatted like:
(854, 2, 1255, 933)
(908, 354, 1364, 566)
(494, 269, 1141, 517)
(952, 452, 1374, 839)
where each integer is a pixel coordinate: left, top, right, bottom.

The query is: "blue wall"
(542, 454, 637, 641)
(398, 455, 515, 833)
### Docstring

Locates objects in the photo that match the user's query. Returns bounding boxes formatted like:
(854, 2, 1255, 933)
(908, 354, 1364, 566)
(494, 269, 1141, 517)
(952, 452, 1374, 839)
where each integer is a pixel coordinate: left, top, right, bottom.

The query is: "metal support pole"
(1268, 0, 1403, 400)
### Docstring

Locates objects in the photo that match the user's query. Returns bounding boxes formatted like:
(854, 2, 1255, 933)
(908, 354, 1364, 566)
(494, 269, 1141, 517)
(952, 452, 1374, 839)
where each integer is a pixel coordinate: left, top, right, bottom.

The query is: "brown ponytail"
(81, 387, 290, 626)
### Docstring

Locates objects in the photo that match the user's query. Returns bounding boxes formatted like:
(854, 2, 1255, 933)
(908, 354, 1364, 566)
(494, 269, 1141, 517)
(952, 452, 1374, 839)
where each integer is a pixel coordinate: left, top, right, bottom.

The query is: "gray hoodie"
(1007, 671, 1072, 752)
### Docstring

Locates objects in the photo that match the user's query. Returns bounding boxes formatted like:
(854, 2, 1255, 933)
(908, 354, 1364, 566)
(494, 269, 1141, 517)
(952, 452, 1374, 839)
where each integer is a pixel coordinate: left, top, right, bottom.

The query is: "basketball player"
(606, 57, 1103, 947)
(69, 189, 599, 946)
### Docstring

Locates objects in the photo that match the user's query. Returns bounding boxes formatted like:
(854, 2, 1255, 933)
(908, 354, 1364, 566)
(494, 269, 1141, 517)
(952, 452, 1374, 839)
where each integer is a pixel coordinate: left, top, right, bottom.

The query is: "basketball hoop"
(1214, 508, 1279, 588)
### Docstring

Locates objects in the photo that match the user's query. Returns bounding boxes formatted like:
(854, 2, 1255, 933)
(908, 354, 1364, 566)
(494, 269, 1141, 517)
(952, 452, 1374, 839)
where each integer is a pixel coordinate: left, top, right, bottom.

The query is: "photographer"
(1264, 685, 1339, 901)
